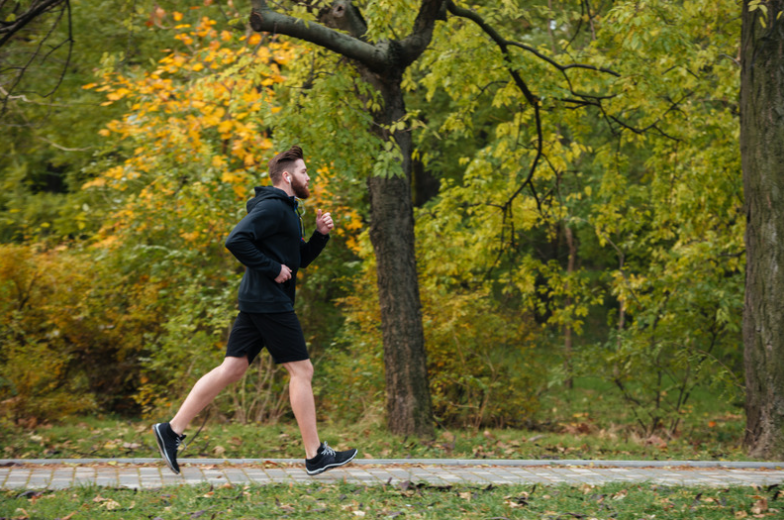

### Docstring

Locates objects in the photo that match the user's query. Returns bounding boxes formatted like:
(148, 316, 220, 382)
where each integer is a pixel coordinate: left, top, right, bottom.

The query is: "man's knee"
(221, 356, 249, 382)
(284, 359, 314, 381)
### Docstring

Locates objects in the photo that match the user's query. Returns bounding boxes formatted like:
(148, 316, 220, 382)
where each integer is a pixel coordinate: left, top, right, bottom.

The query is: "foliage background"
(0, 0, 744, 442)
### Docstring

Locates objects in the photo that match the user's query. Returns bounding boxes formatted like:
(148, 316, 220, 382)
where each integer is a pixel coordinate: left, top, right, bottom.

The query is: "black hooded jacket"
(225, 186, 329, 313)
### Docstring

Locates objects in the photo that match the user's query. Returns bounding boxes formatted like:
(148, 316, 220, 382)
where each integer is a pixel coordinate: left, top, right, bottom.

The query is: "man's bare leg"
(169, 355, 250, 435)
(283, 359, 321, 459)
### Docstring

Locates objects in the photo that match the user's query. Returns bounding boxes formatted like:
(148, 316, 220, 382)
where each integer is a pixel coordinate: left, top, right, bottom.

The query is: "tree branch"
(249, 0, 387, 71)
(398, 0, 446, 66)
(446, 0, 542, 212)
(0, 0, 67, 48)
(505, 40, 619, 78)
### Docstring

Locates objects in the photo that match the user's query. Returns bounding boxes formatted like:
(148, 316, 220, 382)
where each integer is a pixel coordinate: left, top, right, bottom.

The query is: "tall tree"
(741, 0, 784, 459)
(249, 0, 440, 437)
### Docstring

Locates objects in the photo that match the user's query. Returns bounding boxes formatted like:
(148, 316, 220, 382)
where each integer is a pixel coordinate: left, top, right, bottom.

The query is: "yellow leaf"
(173, 11, 183, 21)
(82, 178, 107, 190)
(248, 33, 262, 46)
(106, 88, 131, 101)
(218, 120, 233, 134)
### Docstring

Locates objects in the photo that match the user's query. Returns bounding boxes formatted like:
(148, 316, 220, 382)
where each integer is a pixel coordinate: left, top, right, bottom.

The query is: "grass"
(1, 481, 781, 519)
(0, 377, 751, 462)
(0, 372, 751, 462)
(0, 416, 750, 462)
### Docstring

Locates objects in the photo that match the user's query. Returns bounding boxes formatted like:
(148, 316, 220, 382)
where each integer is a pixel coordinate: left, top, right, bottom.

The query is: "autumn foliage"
(0, 0, 747, 436)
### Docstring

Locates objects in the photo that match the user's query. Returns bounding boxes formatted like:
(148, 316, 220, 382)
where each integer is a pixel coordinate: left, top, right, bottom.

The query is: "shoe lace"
(321, 442, 336, 457)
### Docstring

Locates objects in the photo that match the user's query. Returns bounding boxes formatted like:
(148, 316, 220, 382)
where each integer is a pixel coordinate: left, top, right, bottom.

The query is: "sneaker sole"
(306, 449, 358, 476)
(152, 424, 180, 475)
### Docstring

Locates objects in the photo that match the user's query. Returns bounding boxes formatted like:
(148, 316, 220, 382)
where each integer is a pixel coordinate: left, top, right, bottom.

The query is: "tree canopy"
(0, 0, 751, 451)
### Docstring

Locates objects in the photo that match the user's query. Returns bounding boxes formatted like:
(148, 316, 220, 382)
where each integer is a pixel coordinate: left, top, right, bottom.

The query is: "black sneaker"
(305, 442, 358, 476)
(152, 422, 186, 475)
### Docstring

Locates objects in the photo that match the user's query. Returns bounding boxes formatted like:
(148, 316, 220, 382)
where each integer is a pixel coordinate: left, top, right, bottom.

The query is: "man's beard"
(292, 176, 310, 199)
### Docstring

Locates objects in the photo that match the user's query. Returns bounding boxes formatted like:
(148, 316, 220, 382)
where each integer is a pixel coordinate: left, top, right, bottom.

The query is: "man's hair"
(268, 145, 304, 184)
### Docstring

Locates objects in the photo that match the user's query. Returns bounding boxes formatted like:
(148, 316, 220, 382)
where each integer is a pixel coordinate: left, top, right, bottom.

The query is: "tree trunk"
(367, 77, 434, 438)
(412, 155, 440, 207)
(248, 0, 439, 438)
(740, 0, 784, 459)
(563, 224, 576, 390)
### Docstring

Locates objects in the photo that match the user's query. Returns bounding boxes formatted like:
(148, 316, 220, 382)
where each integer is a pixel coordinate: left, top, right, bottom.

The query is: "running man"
(153, 145, 357, 476)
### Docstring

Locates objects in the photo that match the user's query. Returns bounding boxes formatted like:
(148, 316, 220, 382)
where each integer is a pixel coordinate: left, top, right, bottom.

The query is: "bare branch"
(1, 0, 73, 114)
(0, 0, 67, 48)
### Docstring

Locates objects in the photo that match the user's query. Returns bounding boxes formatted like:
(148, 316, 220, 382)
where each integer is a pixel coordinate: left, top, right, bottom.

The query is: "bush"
(318, 233, 540, 428)
(0, 244, 160, 423)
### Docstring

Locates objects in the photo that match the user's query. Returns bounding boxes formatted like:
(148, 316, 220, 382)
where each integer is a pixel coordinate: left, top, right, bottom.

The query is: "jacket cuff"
(264, 260, 282, 279)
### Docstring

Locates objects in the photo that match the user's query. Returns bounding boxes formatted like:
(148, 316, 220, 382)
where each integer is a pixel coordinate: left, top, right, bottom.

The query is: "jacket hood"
(246, 186, 294, 213)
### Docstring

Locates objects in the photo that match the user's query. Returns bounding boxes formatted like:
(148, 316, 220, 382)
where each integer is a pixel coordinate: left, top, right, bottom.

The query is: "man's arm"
(225, 206, 282, 278)
(300, 209, 333, 268)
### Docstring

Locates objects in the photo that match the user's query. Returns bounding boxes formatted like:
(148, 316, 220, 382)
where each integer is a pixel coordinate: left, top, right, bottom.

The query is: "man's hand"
(316, 209, 334, 235)
(275, 264, 292, 283)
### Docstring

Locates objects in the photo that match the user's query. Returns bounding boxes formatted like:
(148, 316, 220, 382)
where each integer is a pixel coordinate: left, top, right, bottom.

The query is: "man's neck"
(274, 183, 294, 197)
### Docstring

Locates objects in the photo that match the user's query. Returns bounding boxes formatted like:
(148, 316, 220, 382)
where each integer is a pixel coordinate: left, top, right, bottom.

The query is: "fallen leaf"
(645, 435, 668, 449)
(751, 498, 768, 514)
(579, 483, 595, 494)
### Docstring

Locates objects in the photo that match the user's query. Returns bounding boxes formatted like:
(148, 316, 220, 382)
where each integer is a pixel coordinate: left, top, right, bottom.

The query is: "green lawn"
(1, 481, 780, 519)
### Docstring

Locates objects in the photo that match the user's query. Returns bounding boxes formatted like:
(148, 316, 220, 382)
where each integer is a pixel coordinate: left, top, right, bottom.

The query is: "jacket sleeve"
(225, 205, 282, 278)
(300, 231, 330, 268)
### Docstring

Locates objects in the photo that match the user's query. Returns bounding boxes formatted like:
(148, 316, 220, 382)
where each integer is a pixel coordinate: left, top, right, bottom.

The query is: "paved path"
(2, 459, 783, 490)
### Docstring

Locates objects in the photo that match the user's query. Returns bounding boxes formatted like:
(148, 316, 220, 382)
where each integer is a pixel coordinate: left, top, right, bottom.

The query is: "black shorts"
(225, 311, 309, 364)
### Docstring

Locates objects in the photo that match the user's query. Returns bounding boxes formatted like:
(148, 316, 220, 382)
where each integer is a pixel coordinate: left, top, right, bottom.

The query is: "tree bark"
(366, 75, 434, 437)
(740, 0, 784, 459)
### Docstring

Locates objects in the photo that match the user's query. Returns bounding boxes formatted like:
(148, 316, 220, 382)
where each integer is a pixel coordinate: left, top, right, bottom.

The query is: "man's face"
(288, 159, 310, 199)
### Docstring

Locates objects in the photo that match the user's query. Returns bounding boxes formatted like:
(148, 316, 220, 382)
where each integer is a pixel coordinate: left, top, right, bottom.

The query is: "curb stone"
(1, 458, 782, 469)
